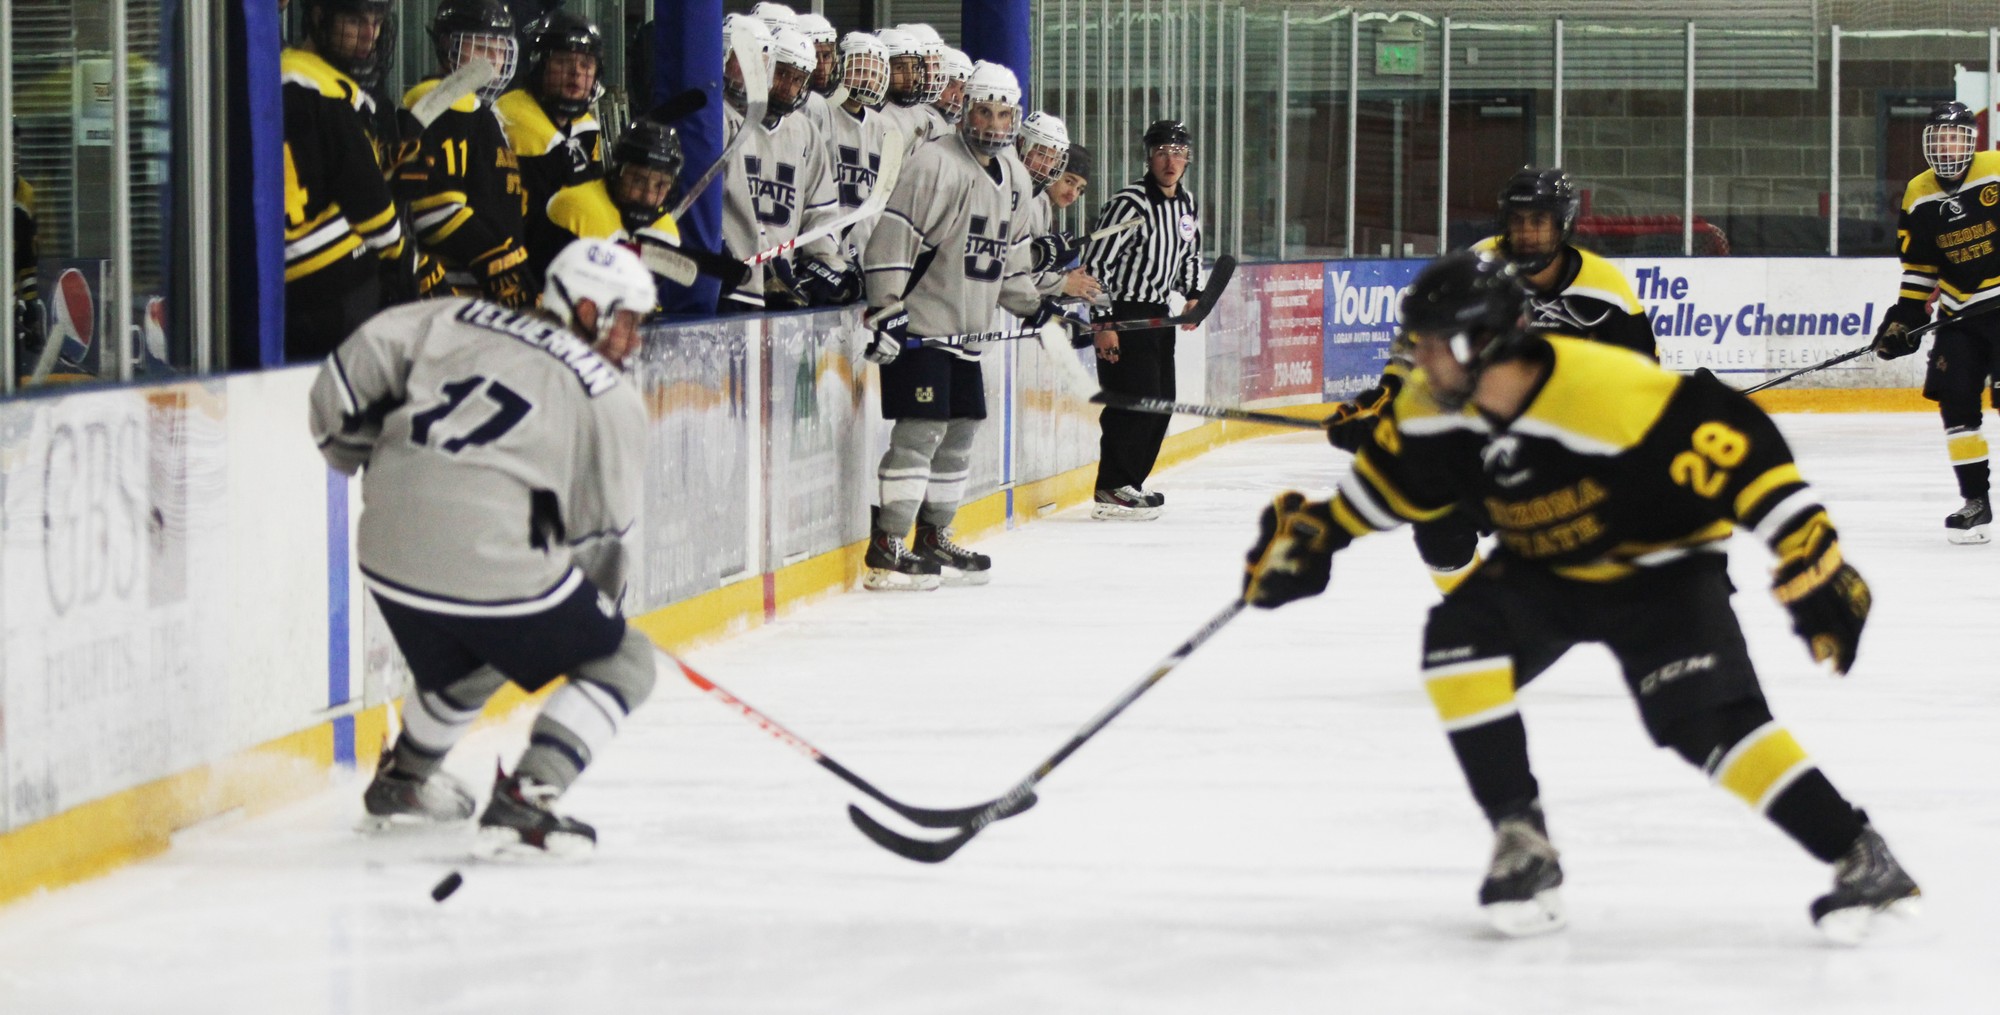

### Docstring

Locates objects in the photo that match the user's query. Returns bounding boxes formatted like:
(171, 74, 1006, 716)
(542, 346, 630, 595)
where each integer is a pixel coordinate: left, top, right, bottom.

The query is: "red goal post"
(1575, 215, 1733, 256)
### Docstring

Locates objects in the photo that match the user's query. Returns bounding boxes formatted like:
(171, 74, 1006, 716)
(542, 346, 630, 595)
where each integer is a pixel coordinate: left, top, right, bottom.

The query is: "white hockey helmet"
(795, 12, 836, 45)
(877, 27, 924, 108)
(542, 238, 655, 351)
(1017, 111, 1072, 187)
(896, 23, 947, 103)
(936, 47, 974, 121)
(959, 61, 1022, 156)
(839, 32, 890, 109)
(750, 2, 797, 35)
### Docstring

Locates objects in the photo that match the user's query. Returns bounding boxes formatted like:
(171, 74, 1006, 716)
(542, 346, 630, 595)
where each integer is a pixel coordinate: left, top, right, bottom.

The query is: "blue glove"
(1031, 231, 1081, 272)
(796, 257, 859, 306)
(865, 306, 909, 364)
(1026, 298, 1093, 348)
(764, 258, 807, 309)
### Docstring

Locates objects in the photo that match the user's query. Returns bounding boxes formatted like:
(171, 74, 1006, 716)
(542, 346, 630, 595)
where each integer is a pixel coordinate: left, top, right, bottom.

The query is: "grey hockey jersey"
(825, 102, 898, 267)
(722, 105, 847, 308)
(1015, 171, 1068, 297)
(309, 297, 646, 612)
(864, 132, 1041, 354)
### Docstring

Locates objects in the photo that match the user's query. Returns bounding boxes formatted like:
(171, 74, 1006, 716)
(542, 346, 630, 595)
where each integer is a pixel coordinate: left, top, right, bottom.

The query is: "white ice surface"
(0, 414, 1994, 1015)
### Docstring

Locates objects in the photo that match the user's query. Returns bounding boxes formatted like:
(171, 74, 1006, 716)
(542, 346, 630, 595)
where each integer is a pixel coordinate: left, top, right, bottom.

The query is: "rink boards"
(0, 254, 1926, 904)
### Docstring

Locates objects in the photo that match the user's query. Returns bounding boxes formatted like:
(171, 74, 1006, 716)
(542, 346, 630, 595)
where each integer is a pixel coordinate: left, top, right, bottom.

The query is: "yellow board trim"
(1714, 725, 1812, 810)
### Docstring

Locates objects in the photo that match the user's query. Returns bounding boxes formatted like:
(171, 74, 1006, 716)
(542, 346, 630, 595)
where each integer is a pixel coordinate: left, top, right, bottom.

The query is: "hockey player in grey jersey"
(826, 32, 898, 268)
(314, 239, 660, 859)
(1014, 111, 1102, 302)
(860, 62, 1056, 589)
(875, 28, 928, 156)
(796, 12, 840, 136)
(720, 24, 854, 312)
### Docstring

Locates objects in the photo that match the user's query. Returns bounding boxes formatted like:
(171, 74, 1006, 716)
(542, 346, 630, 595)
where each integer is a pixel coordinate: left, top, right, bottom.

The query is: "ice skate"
(1944, 496, 1990, 544)
(1140, 488, 1165, 508)
(359, 746, 475, 831)
(914, 522, 991, 585)
(1091, 485, 1162, 521)
(863, 529, 943, 590)
(1810, 825, 1921, 944)
(475, 766, 597, 860)
(1478, 806, 1566, 937)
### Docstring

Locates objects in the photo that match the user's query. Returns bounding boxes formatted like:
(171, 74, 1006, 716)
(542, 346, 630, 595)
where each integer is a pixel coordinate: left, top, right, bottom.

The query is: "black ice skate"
(863, 529, 943, 591)
(1139, 488, 1165, 508)
(1478, 805, 1566, 937)
(1944, 496, 1991, 544)
(1810, 824, 1921, 944)
(1091, 485, 1162, 521)
(914, 522, 991, 585)
(475, 766, 597, 860)
(359, 746, 475, 830)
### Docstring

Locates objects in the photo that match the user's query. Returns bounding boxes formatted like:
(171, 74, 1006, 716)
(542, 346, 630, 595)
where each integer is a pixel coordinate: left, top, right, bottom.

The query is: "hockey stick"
(638, 237, 751, 289)
(1089, 391, 1331, 430)
(668, 30, 768, 221)
(849, 599, 1248, 863)
(1739, 300, 2000, 395)
(740, 127, 907, 267)
(644, 88, 708, 124)
(1084, 216, 1143, 243)
(406, 58, 497, 131)
(673, 655, 1037, 829)
(906, 255, 1240, 350)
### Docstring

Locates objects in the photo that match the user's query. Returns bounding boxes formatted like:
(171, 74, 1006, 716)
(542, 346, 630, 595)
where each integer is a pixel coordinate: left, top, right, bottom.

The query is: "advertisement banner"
(1322, 259, 1424, 400)
(1231, 262, 1326, 403)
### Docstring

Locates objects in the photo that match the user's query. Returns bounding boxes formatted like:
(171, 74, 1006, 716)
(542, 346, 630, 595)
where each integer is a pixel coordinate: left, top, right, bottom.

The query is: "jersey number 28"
(410, 375, 533, 453)
(1669, 422, 1748, 498)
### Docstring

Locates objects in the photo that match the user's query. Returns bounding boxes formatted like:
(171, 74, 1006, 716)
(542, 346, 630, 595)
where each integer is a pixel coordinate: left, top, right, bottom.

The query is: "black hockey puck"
(431, 871, 464, 902)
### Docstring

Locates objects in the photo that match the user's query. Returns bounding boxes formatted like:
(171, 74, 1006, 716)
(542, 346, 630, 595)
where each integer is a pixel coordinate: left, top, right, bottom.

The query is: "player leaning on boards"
(860, 61, 1053, 590)
(1870, 100, 2000, 543)
(311, 239, 660, 859)
(1327, 167, 1658, 594)
(823, 32, 900, 273)
(497, 7, 608, 289)
(1241, 250, 1919, 943)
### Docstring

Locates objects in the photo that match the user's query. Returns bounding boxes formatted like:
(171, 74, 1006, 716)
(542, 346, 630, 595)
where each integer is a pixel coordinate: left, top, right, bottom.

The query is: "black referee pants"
(1095, 299, 1175, 493)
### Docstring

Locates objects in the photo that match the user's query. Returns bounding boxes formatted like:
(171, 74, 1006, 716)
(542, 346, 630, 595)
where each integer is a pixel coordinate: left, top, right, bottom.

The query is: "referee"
(1082, 119, 1205, 520)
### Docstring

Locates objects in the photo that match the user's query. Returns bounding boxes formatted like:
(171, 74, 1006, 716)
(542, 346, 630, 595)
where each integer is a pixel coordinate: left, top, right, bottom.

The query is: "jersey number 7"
(410, 375, 533, 453)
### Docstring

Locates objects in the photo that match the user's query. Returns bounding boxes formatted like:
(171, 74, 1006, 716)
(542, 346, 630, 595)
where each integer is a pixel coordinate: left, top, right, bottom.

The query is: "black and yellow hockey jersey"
(1472, 235, 1655, 358)
(1894, 150, 2000, 322)
(1322, 336, 1831, 584)
(281, 49, 404, 292)
(534, 178, 679, 281)
(496, 89, 602, 211)
(14, 177, 36, 307)
(397, 77, 528, 301)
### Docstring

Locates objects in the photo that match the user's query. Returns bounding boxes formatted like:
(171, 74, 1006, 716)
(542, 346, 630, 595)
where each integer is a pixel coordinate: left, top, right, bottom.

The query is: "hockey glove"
(1030, 231, 1081, 272)
(795, 257, 859, 306)
(1871, 320, 1920, 360)
(472, 241, 535, 309)
(1771, 537, 1871, 676)
(1324, 378, 1400, 452)
(1243, 491, 1339, 608)
(864, 306, 909, 364)
(763, 259, 808, 310)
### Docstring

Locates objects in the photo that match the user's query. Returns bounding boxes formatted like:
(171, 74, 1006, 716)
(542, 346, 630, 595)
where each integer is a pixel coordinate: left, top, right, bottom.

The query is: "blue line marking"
(327, 468, 354, 766)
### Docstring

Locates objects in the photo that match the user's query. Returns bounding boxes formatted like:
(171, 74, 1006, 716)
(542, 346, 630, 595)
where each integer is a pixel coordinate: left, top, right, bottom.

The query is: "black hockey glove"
(1324, 377, 1400, 453)
(1243, 491, 1339, 608)
(795, 257, 859, 306)
(763, 258, 808, 310)
(472, 241, 534, 309)
(864, 305, 909, 365)
(1771, 537, 1871, 676)
(1030, 231, 1081, 272)
(1025, 297, 1092, 348)
(1871, 320, 1920, 360)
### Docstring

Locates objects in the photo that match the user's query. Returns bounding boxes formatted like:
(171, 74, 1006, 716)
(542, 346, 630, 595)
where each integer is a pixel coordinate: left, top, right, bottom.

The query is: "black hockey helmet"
(301, 0, 396, 89)
(1924, 101, 1979, 182)
(1064, 142, 1094, 181)
(608, 118, 684, 227)
(1400, 250, 1530, 406)
(1496, 166, 1578, 273)
(1142, 119, 1192, 152)
(523, 9, 605, 119)
(430, 0, 517, 98)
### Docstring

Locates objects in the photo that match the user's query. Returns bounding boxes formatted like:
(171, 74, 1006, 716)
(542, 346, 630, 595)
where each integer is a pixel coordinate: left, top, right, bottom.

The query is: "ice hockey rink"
(0, 412, 1991, 1015)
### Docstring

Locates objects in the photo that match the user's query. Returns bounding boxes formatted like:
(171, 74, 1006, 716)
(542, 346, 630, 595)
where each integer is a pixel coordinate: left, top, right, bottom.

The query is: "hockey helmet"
(608, 119, 684, 230)
(796, 14, 840, 95)
(1017, 111, 1072, 187)
(429, 0, 517, 101)
(937, 48, 975, 122)
(301, 0, 396, 89)
(1400, 250, 1531, 408)
(1142, 119, 1192, 153)
(959, 61, 1022, 157)
(751, 2, 799, 35)
(1924, 101, 1979, 182)
(722, 14, 775, 113)
(522, 9, 604, 120)
(897, 23, 947, 104)
(767, 27, 817, 117)
(877, 28, 925, 108)
(839, 32, 891, 109)
(542, 238, 656, 356)
(1062, 142, 1094, 182)
(1496, 167, 1579, 274)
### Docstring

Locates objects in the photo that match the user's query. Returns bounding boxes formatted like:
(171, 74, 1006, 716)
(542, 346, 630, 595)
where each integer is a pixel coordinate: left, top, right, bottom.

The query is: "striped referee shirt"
(1082, 173, 1203, 305)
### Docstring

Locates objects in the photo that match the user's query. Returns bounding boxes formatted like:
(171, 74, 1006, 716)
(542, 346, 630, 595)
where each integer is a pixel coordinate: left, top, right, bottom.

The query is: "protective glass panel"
(1353, 15, 1443, 258)
(1442, 19, 1551, 251)
(1691, 25, 1825, 256)
(1563, 20, 1690, 255)
(1284, 11, 1352, 259)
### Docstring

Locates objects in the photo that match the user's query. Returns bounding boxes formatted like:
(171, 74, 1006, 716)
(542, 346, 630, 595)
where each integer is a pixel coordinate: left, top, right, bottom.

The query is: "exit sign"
(1376, 41, 1423, 76)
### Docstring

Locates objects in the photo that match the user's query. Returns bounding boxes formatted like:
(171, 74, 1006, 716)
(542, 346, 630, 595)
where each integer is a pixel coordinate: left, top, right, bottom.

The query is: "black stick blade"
(1181, 255, 1238, 325)
(644, 88, 708, 124)
(848, 805, 979, 863)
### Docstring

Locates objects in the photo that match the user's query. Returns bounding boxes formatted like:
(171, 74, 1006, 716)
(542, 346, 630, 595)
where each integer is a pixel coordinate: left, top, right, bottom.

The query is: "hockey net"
(1576, 215, 1733, 257)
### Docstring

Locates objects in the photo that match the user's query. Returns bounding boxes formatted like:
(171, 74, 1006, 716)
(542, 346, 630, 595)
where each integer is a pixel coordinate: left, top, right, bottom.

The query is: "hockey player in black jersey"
(1870, 101, 2000, 543)
(398, 0, 534, 308)
(498, 8, 606, 287)
(281, 0, 408, 362)
(1478, 167, 1655, 358)
(1242, 250, 1919, 942)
